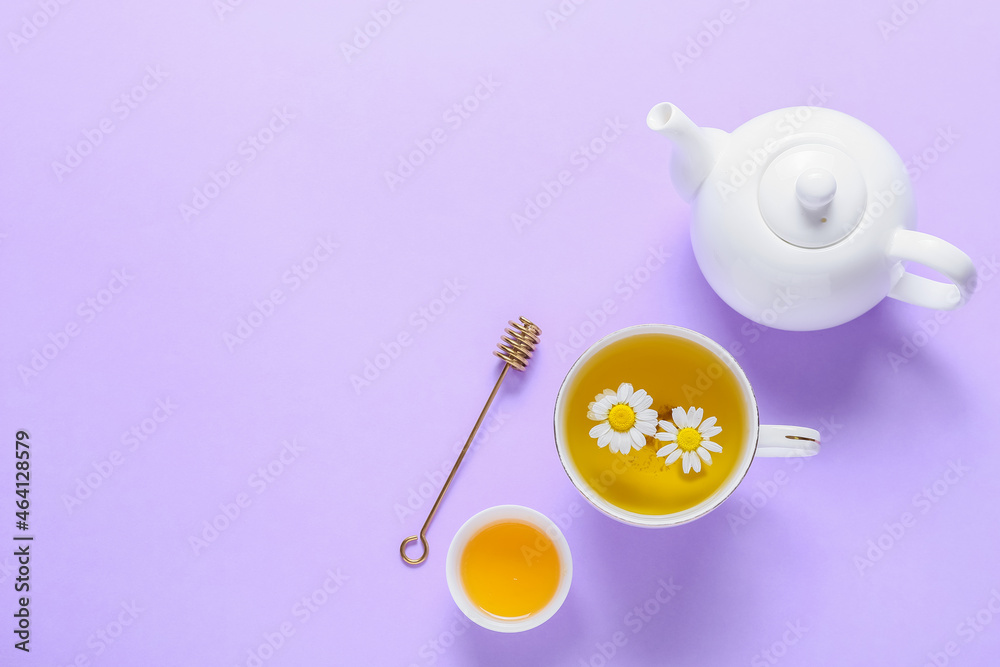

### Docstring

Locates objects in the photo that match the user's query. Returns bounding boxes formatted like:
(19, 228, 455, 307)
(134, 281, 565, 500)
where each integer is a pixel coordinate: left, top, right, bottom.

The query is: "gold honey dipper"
(400, 317, 541, 565)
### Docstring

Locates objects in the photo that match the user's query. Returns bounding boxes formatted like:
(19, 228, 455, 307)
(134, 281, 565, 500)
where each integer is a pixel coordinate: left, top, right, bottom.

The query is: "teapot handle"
(886, 229, 976, 310)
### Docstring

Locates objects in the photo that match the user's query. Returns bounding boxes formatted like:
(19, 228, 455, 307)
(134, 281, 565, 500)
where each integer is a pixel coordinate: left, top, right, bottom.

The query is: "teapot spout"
(647, 102, 728, 201)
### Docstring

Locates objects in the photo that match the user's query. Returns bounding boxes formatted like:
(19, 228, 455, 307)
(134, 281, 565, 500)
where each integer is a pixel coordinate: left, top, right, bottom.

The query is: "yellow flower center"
(677, 427, 702, 451)
(607, 404, 636, 432)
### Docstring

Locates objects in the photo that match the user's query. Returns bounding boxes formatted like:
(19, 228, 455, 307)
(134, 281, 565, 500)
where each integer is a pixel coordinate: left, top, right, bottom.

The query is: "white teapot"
(646, 102, 976, 331)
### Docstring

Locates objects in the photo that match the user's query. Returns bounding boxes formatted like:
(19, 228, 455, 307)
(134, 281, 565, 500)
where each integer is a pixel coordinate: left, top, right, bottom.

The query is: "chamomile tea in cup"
(554, 324, 819, 527)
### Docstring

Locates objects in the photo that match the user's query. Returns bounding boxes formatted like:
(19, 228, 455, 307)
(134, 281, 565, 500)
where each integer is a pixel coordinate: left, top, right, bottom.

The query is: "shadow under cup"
(553, 324, 762, 527)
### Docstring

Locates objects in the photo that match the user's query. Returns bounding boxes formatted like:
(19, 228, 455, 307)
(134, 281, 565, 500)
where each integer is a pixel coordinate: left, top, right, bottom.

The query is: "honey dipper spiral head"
(493, 317, 541, 371)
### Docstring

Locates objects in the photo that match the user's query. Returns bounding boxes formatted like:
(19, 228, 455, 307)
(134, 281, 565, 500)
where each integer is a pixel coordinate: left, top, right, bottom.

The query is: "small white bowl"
(445, 505, 573, 633)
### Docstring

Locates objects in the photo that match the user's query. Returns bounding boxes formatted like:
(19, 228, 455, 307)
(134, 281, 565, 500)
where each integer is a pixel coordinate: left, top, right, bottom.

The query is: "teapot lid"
(758, 144, 868, 248)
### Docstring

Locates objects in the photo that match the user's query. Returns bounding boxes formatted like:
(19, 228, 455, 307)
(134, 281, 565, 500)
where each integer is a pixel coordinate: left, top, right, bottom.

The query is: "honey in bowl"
(459, 520, 561, 620)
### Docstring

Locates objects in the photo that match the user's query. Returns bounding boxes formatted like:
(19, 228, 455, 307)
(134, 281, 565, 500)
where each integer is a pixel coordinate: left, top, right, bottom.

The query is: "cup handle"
(756, 425, 821, 457)
(887, 229, 976, 310)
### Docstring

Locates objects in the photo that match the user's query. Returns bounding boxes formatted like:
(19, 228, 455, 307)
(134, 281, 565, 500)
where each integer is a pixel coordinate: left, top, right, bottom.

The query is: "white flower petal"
(687, 407, 702, 427)
(637, 394, 654, 411)
(636, 409, 658, 422)
(603, 388, 617, 399)
(596, 396, 614, 411)
(658, 420, 678, 436)
(700, 425, 722, 438)
(672, 407, 689, 428)
(589, 402, 610, 418)
(597, 430, 613, 448)
(656, 443, 678, 457)
(654, 432, 672, 441)
(628, 428, 645, 450)
(700, 416, 717, 430)
(690, 453, 702, 473)
(701, 440, 723, 453)
(594, 392, 606, 403)
(682, 451, 692, 473)
(611, 431, 630, 454)
(590, 422, 611, 438)
(663, 449, 682, 465)
(626, 394, 641, 408)
(617, 383, 633, 403)
(696, 447, 712, 465)
(606, 432, 618, 453)
(635, 420, 657, 436)
(627, 388, 647, 408)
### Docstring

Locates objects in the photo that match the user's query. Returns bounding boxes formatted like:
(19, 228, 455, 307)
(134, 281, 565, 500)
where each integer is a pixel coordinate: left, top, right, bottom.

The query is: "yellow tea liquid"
(562, 332, 750, 515)
(460, 520, 561, 619)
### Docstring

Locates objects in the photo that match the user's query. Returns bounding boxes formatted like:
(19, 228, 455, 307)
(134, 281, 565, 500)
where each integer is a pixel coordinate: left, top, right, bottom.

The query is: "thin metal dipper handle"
(400, 317, 541, 565)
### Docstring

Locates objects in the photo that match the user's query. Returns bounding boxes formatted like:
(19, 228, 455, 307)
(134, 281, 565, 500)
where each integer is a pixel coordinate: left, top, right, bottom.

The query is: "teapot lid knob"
(795, 167, 837, 210)
(758, 145, 868, 249)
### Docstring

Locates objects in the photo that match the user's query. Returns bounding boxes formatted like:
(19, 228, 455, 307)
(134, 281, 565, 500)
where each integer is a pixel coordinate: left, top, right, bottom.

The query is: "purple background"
(2, 1, 999, 665)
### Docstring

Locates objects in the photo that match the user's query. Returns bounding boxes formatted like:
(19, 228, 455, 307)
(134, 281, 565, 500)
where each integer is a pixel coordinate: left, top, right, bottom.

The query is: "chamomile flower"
(655, 406, 723, 474)
(587, 382, 659, 455)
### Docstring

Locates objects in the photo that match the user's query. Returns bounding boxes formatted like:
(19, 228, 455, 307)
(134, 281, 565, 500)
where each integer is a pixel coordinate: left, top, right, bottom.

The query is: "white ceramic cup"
(445, 505, 573, 632)
(553, 324, 820, 528)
